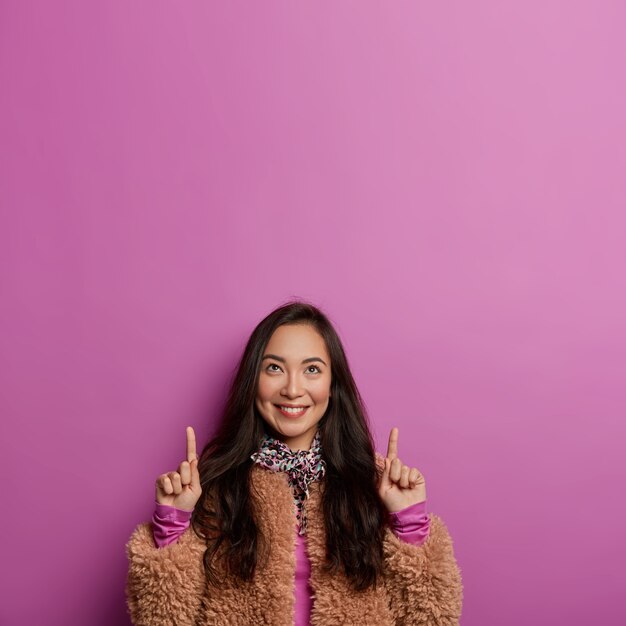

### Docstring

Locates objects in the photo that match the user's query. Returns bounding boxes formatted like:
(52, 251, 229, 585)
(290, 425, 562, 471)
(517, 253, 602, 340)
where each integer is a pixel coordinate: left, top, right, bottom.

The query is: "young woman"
(125, 301, 463, 625)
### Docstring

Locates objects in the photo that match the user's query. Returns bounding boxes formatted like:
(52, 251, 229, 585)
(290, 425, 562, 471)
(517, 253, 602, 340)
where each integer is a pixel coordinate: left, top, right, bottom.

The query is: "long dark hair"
(191, 299, 389, 592)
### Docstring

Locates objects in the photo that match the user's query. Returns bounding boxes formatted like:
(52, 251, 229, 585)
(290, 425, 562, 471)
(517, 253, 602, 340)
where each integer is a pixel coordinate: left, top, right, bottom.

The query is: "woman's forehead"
(265, 324, 330, 359)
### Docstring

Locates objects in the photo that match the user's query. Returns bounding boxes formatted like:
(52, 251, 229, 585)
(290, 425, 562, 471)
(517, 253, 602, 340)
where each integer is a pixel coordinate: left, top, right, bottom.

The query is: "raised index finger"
(387, 427, 399, 460)
(186, 426, 197, 462)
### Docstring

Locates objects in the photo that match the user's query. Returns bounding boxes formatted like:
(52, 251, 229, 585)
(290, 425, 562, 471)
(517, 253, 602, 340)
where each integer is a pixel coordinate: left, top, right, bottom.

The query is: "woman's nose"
(282, 373, 303, 398)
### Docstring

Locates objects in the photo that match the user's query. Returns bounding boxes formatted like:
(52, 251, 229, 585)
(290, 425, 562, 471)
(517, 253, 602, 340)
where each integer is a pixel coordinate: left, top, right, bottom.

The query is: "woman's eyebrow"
(262, 354, 328, 366)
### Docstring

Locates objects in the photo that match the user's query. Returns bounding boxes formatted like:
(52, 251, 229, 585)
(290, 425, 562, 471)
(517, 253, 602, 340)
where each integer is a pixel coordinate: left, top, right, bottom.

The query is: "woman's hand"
(378, 427, 427, 513)
(155, 426, 202, 512)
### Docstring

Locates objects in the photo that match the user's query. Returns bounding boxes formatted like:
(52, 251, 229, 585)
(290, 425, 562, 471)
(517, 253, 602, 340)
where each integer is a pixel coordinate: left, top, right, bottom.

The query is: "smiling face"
(255, 323, 332, 451)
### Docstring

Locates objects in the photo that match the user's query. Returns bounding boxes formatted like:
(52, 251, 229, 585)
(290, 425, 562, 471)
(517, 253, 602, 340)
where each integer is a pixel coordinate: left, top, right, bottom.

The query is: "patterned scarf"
(250, 429, 326, 535)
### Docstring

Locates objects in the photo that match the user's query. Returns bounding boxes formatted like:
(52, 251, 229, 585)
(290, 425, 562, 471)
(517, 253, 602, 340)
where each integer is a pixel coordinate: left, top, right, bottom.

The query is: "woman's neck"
(265, 426, 319, 452)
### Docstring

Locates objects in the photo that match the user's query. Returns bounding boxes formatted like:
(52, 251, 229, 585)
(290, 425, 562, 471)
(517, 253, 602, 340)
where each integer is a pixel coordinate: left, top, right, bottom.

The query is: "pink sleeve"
(388, 500, 430, 546)
(152, 502, 192, 548)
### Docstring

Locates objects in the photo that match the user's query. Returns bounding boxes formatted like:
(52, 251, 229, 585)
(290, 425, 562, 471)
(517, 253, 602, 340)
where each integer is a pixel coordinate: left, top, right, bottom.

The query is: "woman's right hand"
(155, 426, 202, 512)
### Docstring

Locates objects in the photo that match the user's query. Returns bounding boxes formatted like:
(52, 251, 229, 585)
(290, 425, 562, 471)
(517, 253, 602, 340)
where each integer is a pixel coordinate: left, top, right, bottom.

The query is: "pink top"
(152, 499, 430, 626)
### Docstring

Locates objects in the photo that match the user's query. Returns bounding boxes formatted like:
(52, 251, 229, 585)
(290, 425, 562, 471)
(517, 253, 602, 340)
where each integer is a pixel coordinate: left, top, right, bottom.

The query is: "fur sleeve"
(125, 522, 207, 626)
(382, 513, 463, 626)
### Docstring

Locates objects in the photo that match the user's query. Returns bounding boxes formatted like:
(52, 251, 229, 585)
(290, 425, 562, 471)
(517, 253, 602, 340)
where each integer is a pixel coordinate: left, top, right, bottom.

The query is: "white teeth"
(279, 406, 307, 413)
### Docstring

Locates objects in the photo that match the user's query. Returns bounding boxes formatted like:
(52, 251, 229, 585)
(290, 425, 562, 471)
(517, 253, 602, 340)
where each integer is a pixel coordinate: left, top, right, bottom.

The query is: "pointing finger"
(190, 458, 201, 490)
(387, 427, 399, 460)
(389, 457, 402, 483)
(179, 460, 191, 485)
(187, 426, 197, 463)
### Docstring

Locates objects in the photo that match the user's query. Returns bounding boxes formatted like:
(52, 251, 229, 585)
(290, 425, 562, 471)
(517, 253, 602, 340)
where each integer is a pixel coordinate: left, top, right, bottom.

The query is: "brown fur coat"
(125, 455, 463, 625)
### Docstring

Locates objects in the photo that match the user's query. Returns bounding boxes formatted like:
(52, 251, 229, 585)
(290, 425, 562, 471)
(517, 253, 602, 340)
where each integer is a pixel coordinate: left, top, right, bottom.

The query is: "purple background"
(1, 2, 625, 625)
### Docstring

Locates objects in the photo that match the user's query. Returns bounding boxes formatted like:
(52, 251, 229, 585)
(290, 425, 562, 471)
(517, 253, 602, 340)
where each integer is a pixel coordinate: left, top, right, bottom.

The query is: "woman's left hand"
(378, 427, 427, 513)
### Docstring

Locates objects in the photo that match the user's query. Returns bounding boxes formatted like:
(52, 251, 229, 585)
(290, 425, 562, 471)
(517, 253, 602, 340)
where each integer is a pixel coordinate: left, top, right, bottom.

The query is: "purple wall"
(1, 2, 625, 625)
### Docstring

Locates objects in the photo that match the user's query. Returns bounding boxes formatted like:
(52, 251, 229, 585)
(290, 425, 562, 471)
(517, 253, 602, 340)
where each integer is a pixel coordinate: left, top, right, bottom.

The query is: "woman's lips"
(275, 405, 309, 418)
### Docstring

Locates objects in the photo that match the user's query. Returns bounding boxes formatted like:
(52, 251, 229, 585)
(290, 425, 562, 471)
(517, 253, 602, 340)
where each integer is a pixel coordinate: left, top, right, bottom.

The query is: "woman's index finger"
(387, 427, 399, 459)
(186, 426, 197, 462)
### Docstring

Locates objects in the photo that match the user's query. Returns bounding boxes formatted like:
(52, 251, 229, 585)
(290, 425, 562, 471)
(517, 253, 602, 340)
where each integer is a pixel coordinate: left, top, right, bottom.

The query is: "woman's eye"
(266, 364, 321, 374)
